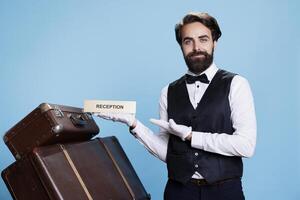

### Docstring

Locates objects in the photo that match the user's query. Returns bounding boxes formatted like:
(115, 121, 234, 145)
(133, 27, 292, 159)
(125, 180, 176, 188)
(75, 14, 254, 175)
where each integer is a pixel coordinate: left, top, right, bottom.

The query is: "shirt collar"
(186, 62, 218, 82)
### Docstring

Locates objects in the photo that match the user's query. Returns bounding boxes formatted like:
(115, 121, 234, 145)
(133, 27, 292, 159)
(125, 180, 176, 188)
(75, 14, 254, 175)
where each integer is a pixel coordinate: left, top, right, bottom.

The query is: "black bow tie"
(185, 74, 210, 84)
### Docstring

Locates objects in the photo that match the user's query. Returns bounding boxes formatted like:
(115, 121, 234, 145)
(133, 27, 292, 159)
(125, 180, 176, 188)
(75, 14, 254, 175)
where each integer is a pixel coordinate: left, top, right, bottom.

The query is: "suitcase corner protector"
(3, 135, 8, 143)
(15, 154, 21, 160)
(39, 103, 52, 112)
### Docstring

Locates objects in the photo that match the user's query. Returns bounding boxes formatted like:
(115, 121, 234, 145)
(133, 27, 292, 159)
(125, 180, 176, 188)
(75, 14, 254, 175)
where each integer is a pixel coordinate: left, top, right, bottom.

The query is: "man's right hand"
(94, 113, 137, 128)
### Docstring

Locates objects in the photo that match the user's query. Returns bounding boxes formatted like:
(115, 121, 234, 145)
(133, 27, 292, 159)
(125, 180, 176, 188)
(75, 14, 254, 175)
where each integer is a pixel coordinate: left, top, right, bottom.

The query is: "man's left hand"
(94, 113, 137, 128)
(150, 118, 192, 141)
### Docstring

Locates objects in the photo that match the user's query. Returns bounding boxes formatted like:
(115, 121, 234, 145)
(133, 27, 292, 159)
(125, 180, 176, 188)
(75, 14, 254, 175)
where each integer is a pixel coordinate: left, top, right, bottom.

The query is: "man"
(96, 12, 256, 200)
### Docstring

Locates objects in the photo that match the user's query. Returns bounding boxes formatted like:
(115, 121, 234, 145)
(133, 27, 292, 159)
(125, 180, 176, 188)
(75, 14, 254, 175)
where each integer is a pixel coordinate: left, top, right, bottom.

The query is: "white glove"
(94, 113, 136, 127)
(150, 118, 192, 141)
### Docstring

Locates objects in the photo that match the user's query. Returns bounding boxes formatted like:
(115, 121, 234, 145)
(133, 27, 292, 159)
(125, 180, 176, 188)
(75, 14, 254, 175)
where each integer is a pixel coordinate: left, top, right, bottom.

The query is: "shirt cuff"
(191, 131, 204, 150)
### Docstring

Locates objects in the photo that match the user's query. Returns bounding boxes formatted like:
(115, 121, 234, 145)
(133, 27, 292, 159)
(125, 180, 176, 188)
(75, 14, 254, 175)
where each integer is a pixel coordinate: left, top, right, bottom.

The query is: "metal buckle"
(54, 106, 64, 118)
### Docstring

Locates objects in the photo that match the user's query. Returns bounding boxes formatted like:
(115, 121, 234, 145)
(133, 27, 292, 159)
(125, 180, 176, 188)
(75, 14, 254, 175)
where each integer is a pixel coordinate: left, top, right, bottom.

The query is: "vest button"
(195, 152, 198, 156)
(195, 164, 199, 168)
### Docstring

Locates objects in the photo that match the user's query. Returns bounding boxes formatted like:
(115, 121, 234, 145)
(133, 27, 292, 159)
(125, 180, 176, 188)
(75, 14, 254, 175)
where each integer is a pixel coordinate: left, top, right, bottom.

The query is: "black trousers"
(164, 178, 245, 200)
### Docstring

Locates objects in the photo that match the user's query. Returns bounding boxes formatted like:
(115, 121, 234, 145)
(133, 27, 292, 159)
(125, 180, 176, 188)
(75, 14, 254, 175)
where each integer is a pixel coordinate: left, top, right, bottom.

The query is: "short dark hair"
(175, 12, 222, 44)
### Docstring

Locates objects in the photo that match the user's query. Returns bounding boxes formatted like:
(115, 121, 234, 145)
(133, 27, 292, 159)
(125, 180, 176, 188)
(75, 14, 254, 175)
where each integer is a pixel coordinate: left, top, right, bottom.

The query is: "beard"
(184, 49, 214, 74)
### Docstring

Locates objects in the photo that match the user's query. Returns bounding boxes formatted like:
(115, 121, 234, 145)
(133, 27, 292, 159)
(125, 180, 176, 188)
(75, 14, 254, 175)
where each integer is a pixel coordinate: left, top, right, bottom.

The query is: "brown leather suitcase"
(3, 103, 99, 159)
(2, 137, 150, 200)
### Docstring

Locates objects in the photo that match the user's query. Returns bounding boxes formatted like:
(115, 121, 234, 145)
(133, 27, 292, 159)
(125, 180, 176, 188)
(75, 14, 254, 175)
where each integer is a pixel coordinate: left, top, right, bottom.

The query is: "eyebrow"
(182, 34, 210, 42)
(182, 37, 193, 42)
(198, 35, 209, 39)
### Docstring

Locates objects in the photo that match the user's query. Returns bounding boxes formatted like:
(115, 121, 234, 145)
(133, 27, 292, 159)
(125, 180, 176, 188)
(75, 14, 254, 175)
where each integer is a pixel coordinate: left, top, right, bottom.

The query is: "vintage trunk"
(1, 156, 50, 200)
(100, 137, 150, 200)
(2, 137, 150, 200)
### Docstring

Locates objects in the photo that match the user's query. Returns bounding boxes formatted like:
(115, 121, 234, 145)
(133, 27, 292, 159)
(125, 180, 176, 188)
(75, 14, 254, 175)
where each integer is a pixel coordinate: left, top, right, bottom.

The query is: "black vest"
(166, 69, 243, 184)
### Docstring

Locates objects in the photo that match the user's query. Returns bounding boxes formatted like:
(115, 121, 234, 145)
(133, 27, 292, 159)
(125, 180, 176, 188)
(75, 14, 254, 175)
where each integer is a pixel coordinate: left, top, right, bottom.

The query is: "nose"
(193, 40, 201, 52)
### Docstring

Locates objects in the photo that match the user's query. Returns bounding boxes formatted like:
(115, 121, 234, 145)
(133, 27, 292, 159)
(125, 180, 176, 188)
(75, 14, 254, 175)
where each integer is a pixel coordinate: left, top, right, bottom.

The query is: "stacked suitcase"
(1, 103, 150, 200)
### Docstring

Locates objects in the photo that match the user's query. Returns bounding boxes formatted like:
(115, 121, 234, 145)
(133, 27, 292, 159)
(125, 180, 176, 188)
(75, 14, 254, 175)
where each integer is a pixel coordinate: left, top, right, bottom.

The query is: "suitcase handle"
(70, 114, 87, 127)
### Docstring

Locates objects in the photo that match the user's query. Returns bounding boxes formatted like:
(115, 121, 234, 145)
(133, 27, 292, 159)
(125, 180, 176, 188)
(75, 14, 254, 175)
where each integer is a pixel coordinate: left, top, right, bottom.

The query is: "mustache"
(186, 51, 210, 58)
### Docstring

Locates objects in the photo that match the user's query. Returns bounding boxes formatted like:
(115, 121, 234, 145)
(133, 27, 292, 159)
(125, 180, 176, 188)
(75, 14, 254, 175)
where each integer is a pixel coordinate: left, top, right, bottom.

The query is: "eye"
(183, 39, 192, 45)
(199, 38, 208, 43)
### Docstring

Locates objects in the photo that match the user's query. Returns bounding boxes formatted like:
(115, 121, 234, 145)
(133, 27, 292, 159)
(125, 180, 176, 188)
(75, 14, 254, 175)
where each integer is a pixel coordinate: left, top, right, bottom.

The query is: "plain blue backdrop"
(0, 0, 299, 199)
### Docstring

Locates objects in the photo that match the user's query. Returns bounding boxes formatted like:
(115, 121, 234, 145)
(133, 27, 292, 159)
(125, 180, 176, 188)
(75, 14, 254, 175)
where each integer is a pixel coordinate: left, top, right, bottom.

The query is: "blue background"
(0, 0, 299, 199)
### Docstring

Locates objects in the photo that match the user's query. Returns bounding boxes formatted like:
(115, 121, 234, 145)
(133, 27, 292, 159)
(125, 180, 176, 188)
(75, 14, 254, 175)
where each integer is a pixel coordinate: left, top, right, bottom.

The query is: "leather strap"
(60, 144, 93, 200)
(100, 140, 136, 200)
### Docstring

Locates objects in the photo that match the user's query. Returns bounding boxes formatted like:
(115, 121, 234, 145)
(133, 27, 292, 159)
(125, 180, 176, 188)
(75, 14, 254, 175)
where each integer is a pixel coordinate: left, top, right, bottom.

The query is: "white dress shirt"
(131, 63, 257, 179)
